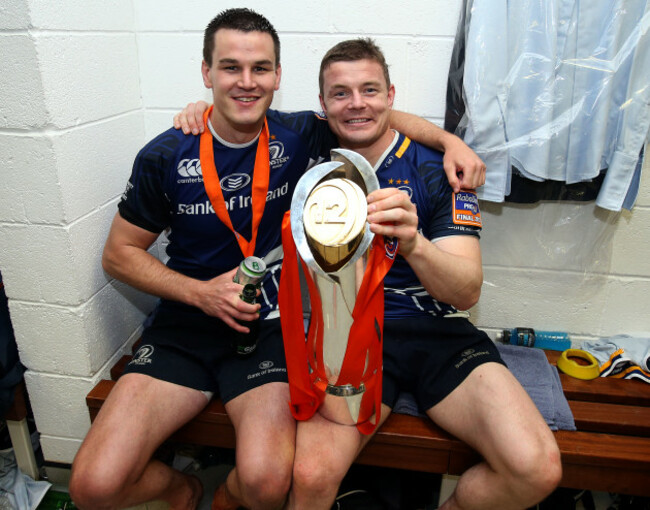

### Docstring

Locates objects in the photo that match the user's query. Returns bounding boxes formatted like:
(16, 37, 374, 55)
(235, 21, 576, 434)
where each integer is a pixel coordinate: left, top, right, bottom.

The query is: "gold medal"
(303, 178, 367, 270)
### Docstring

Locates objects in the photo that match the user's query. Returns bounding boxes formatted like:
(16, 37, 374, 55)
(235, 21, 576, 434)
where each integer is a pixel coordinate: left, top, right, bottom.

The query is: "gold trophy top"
(303, 178, 367, 272)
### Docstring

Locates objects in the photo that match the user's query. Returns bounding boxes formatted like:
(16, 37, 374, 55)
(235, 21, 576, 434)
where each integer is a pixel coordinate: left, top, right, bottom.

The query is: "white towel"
(582, 335, 650, 383)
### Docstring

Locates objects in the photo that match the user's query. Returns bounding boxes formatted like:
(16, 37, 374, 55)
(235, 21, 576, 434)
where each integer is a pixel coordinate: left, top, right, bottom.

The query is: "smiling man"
(68, 9, 319, 510)
(317, 58, 394, 157)
(283, 39, 562, 510)
(203, 25, 280, 142)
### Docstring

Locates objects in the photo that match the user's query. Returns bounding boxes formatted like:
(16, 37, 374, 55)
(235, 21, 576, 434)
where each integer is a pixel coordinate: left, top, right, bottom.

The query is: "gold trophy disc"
(303, 178, 367, 270)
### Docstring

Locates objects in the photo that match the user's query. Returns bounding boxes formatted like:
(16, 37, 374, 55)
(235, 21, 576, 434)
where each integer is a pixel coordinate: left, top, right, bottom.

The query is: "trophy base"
(325, 383, 365, 397)
(317, 383, 368, 425)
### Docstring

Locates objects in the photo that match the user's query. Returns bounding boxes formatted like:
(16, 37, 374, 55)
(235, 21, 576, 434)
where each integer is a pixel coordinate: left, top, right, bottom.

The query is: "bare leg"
(212, 382, 296, 510)
(211, 471, 239, 510)
(287, 404, 392, 510)
(429, 363, 562, 510)
(70, 374, 208, 510)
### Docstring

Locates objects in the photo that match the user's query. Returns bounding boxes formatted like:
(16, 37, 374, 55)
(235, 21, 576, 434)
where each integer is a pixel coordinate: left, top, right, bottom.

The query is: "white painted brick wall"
(138, 33, 208, 108)
(331, 0, 459, 35)
(54, 113, 145, 222)
(133, 0, 330, 33)
(0, 114, 144, 227)
(611, 207, 650, 276)
(36, 34, 141, 129)
(474, 267, 611, 333)
(1, 0, 647, 466)
(273, 34, 339, 112)
(1, 223, 77, 303)
(0, 0, 149, 466)
(38, 436, 83, 466)
(144, 111, 182, 142)
(0, 0, 30, 30)
(27, 0, 136, 31)
(0, 35, 49, 129)
(404, 38, 455, 117)
(0, 134, 63, 224)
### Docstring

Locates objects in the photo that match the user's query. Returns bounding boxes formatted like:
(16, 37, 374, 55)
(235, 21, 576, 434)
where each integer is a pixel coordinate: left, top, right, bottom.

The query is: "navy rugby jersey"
(118, 109, 335, 318)
(375, 132, 482, 319)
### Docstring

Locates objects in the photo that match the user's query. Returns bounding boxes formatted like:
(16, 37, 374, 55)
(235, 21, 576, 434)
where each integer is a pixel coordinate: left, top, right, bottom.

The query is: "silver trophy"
(290, 148, 380, 426)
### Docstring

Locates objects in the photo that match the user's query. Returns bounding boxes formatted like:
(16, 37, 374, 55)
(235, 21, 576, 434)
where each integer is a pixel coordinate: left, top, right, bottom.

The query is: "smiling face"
(319, 59, 395, 165)
(202, 28, 281, 143)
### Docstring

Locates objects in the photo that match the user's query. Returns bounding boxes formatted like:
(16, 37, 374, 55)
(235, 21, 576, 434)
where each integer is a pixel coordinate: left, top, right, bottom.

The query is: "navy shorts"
(122, 303, 288, 404)
(382, 315, 505, 412)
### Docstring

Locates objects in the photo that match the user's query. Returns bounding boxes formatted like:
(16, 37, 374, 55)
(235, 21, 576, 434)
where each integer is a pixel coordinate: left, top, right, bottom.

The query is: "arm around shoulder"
(173, 101, 210, 135)
(389, 110, 449, 151)
(388, 110, 486, 192)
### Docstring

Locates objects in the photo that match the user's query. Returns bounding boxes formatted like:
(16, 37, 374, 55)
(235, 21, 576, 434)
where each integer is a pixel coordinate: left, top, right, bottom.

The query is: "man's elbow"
(453, 292, 480, 311)
(101, 245, 121, 279)
(452, 277, 482, 311)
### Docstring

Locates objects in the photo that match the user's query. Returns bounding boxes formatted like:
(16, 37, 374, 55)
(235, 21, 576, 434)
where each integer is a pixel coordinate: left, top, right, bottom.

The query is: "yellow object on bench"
(557, 349, 600, 380)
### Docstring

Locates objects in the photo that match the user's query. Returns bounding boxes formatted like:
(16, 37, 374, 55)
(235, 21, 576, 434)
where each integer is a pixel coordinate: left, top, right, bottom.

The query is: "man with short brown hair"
(285, 38, 561, 510)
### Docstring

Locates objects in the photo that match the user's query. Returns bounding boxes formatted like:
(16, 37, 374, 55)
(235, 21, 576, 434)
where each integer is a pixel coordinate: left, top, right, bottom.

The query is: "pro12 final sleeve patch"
(452, 191, 482, 227)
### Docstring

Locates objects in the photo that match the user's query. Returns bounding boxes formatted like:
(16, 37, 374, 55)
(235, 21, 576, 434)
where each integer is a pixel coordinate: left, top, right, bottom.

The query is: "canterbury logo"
(220, 173, 251, 192)
(177, 159, 202, 177)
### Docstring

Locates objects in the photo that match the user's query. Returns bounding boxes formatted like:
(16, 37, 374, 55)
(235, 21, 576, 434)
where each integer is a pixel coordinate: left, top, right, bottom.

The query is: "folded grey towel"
(393, 343, 576, 431)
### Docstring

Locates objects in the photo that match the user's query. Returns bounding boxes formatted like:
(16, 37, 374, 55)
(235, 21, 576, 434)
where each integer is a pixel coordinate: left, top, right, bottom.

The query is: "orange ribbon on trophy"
(278, 210, 396, 435)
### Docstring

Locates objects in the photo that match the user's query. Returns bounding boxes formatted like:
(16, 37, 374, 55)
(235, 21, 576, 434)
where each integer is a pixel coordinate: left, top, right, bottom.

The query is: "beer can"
(233, 256, 267, 287)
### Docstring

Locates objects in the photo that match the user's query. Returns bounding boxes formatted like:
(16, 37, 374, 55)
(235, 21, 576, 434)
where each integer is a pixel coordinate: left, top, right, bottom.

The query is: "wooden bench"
(86, 349, 650, 497)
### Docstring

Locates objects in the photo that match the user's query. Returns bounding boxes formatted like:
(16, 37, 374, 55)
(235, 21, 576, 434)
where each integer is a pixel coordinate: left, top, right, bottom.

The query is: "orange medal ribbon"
(199, 106, 270, 258)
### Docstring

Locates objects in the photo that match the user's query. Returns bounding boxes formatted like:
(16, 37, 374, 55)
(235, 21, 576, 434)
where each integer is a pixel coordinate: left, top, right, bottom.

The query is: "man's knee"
(237, 460, 292, 507)
(292, 456, 346, 498)
(529, 440, 562, 498)
(69, 458, 126, 510)
(510, 436, 562, 501)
